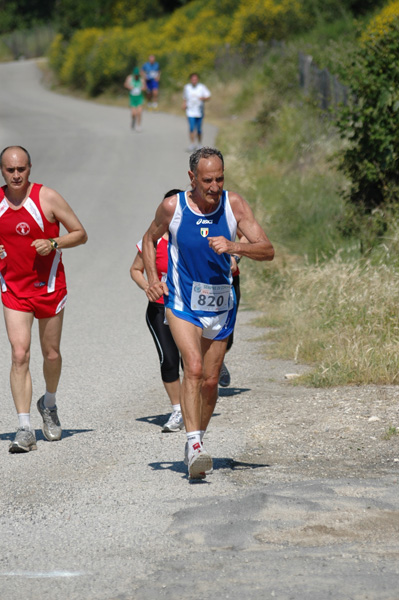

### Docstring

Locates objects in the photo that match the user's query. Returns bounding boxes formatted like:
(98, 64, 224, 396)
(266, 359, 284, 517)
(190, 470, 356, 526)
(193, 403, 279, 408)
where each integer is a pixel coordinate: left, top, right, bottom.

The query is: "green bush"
(335, 9, 399, 245)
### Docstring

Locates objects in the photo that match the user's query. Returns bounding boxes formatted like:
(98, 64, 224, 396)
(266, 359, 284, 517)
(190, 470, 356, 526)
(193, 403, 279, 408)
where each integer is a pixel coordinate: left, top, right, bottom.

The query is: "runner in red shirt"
(130, 190, 184, 433)
(0, 146, 88, 453)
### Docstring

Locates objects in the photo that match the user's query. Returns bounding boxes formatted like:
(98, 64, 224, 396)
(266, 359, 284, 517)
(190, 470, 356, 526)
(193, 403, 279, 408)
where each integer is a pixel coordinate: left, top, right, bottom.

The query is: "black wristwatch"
(48, 238, 58, 250)
(233, 254, 241, 264)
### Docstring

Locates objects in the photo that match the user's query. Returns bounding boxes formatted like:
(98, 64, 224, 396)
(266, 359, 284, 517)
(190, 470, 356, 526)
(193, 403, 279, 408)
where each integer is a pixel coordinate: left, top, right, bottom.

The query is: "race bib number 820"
(190, 282, 231, 312)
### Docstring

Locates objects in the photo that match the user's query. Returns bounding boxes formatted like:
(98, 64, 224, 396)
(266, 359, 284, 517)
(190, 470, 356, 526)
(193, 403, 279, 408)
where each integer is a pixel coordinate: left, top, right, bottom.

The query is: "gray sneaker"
(162, 410, 184, 432)
(37, 396, 62, 441)
(219, 362, 231, 387)
(9, 427, 37, 453)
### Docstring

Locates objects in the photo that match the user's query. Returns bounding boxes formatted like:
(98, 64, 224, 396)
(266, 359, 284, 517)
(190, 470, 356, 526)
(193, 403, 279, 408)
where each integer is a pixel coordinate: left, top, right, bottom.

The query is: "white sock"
(200, 430, 205, 442)
(186, 431, 202, 456)
(44, 391, 56, 409)
(172, 404, 181, 413)
(18, 413, 31, 429)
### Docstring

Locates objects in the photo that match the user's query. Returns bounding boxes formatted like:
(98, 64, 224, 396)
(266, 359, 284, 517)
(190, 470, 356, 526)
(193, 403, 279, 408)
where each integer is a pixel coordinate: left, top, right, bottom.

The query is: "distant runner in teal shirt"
(124, 67, 146, 131)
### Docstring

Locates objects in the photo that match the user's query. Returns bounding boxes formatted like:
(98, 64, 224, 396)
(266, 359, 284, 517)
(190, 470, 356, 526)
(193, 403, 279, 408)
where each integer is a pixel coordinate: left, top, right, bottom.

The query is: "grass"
(0, 38, 13, 62)
(246, 257, 399, 386)
(383, 426, 399, 441)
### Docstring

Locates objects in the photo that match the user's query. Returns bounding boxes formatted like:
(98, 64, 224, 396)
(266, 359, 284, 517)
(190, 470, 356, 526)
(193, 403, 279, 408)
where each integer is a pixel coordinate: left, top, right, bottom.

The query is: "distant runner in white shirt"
(182, 73, 211, 152)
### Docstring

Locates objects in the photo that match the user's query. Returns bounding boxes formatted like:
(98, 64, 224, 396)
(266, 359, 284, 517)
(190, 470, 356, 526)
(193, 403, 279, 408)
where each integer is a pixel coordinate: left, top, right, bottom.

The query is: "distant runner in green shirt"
(124, 67, 146, 132)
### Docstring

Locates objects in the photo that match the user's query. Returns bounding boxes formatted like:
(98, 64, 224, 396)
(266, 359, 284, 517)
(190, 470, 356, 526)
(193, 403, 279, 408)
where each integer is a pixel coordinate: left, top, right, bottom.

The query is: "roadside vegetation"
(2, 0, 398, 387)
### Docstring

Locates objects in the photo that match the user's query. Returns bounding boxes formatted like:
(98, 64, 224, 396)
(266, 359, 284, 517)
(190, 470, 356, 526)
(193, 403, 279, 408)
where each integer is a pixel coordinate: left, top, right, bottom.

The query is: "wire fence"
(2, 26, 55, 60)
(214, 41, 350, 111)
(298, 51, 349, 110)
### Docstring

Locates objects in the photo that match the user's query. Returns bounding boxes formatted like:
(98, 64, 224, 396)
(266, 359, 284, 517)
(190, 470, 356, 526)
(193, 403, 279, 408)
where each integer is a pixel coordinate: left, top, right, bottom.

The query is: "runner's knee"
(42, 347, 61, 364)
(11, 346, 30, 369)
(182, 356, 203, 380)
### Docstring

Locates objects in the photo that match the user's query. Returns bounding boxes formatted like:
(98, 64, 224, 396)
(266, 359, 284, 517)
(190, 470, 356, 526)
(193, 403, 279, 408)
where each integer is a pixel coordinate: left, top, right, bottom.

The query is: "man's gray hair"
(0, 146, 31, 167)
(189, 147, 224, 175)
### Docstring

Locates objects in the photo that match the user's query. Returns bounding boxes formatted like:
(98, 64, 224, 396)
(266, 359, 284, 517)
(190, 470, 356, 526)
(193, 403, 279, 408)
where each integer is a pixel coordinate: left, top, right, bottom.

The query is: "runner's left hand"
(31, 239, 53, 256)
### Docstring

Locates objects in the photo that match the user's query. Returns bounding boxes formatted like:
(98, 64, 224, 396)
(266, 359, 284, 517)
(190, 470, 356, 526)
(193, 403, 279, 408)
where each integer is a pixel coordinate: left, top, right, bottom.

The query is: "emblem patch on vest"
(16, 222, 30, 235)
(200, 228, 209, 237)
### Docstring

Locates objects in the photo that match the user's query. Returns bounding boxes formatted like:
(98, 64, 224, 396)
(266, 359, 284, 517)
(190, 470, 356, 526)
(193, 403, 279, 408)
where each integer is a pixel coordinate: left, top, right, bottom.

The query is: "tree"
(0, 0, 56, 33)
(54, 0, 115, 38)
(336, 18, 399, 230)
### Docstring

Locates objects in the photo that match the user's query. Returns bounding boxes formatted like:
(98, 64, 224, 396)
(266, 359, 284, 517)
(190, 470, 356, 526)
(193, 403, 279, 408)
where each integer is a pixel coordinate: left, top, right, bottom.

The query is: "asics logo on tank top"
(16, 222, 30, 235)
(196, 218, 213, 225)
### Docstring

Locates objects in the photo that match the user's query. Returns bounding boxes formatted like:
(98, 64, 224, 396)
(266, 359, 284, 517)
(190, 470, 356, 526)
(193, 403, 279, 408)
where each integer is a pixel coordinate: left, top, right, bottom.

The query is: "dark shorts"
(146, 79, 159, 91)
(146, 302, 180, 383)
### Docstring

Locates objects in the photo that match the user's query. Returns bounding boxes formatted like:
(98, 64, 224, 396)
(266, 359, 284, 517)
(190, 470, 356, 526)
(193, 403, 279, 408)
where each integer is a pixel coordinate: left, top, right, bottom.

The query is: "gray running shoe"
(162, 410, 184, 433)
(219, 362, 231, 387)
(37, 396, 62, 441)
(188, 444, 213, 480)
(9, 427, 37, 453)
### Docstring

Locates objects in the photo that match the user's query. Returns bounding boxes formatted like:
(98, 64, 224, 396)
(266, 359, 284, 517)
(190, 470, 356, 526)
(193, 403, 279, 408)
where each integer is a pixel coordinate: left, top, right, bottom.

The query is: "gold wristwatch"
(48, 238, 58, 250)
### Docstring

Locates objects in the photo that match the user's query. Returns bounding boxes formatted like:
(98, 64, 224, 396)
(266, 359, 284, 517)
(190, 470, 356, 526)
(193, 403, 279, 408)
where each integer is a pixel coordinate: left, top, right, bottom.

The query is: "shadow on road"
(218, 387, 251, 398)
(137, 388, 252, 429)
(0, 429, 94, 442)
(149, 457, 270, 475)
(137, 411, 226, 429)
(136, 413, 169, 427)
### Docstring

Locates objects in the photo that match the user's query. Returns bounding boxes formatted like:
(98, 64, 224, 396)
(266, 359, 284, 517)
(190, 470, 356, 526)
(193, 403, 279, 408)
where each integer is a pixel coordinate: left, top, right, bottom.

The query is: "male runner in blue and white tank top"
(142, 147, 274, 480)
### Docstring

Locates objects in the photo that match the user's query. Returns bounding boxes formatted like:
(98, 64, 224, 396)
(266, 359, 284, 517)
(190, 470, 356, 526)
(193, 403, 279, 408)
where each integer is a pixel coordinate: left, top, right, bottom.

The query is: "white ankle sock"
(43, 391, 56, 408)
(18, 413, 31, 429)
(172, 404, 181, 413)
(186, 431, 202, 456)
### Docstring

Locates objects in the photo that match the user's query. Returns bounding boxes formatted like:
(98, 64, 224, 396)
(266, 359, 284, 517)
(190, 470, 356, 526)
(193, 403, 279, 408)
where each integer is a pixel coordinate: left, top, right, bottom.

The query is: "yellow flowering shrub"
(361, 1, 399, 44)
(60, 29, 102, 87)
(158, 9, 191, 41)
(158, 3, 233, 84)
(48, 0, 307, 96)
(48, 33, 66, 73)
(84, 27, 141, 95)
(226, 0, 304, 45)
(112, 0, 163, 26)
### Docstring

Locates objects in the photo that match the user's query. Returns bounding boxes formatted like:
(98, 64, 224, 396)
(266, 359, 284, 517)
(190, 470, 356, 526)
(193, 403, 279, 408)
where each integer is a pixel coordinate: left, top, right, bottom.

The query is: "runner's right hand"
(146, 280, 168, 302)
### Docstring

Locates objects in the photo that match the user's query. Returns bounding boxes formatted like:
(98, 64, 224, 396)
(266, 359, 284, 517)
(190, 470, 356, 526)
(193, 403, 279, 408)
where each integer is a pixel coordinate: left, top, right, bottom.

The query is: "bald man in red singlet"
(0, 146, 88, 453)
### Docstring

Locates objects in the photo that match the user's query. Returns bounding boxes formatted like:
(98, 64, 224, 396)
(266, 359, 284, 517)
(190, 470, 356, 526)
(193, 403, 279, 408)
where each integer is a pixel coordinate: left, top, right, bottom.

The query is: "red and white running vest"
(0, 183, 66, 297)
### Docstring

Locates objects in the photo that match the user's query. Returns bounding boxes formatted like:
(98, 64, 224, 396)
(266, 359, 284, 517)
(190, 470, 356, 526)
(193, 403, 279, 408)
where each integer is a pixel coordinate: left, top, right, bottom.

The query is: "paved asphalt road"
(0, 60, 399, 600)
